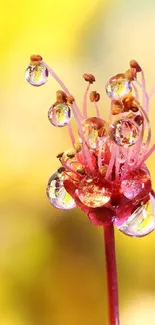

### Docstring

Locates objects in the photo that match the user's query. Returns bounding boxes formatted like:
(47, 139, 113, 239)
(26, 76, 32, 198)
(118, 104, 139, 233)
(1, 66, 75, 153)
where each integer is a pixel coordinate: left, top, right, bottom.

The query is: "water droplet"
(76, 177, 111, 208)
(105, 74, 131, 100)
(115, 195, 155, 237)
(62, 148, 84, 172)
(80, 117, 108, 150)
(48, 103, 72, 127)
(25, 63, 48, 86)
(121, 168, 151, 201)
(46, 169, 76, 210)
(118, 152, 126, 163)
(128, 158, 135, 166)
(110, 119, 139, 147)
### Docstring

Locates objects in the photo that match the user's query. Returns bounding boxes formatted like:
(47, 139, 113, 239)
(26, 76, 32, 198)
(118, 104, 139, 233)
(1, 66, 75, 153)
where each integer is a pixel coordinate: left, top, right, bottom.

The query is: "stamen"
(83, 83, 90, 118)
(94, 102, 100, 118)
(105, 144, 117, 180)
(67, 124, 75, 147)
(115, 147, 120, 181)
(132, 83, 139, 101)
(134, 78, 149, 114)
(137, 105, 151, 167)
(149, 85, 155, 98)
(140, 143, 155, 165)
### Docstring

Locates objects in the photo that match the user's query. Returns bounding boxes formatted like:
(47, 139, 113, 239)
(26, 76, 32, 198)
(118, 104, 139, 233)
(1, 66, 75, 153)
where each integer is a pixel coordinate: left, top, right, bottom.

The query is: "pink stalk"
(83, 83, 90, 118)
(115, 147, 120, 181)
(67, 124, 75, 147)
(140, 143, 155, 165)
(98, 139, 106, 170)
(132, 79, 151, 167)
(141, 70, 146, 89)
(134, 121, 145, 168)
(137, 105, 151, 167)
(98, 144, 103, 170)
(105, 145, 117, 180)
(94, 102, 100, 118)
(149, 85, 155, 98)
(103, 223, 119, 325)
(132, 83, 139, 101)
(141, 70, 149, 115)
(134, 78, 149, 114)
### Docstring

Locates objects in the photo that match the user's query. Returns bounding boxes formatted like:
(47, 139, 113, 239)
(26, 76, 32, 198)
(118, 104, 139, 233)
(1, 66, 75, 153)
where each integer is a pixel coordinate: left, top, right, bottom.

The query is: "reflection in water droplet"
(76, 177, 111, 208)
(48, 103, 72, 127)
(62, 148, 84, 172)
(105, 74, 131, 100)
(121, 168, 151, 200)
(115, 195, 155, 237)
(25, 63, 48, 86)
(110, 119, 139, 147)
(46, 170, 76, 210)
(118, 152, 126, 163)
(80, 117, 108, 150)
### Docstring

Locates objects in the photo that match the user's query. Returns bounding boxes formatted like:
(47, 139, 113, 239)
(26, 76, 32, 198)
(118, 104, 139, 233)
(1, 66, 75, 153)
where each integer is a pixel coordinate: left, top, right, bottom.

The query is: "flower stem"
(103, 223, 119, 325)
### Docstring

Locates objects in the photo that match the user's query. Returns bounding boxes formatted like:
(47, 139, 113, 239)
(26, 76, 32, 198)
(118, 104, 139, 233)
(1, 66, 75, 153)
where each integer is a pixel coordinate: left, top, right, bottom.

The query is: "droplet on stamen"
(110, 118, 139, 147)
(80, 117, 108, 150)
(121, 168, 151, 201)
(105, 74, 132, 100)
(46, 169, 76, 210)
(25, 63, 48, 86)
(48, 103, 72, 127)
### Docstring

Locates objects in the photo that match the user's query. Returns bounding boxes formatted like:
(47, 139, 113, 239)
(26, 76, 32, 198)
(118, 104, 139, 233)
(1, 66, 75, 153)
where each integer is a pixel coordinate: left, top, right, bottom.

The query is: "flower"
(26, 57, 155, 237)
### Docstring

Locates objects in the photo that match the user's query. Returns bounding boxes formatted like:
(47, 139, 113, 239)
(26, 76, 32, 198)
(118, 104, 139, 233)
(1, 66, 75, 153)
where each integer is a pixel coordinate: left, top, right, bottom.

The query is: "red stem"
(103, 223, 119, 325)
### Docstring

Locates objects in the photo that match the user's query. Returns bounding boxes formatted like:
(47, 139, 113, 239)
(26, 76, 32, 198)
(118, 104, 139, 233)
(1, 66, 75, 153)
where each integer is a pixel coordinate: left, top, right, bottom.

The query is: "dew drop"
(80, 117, 108, 150)
(62, 148, 84, 172)
(115, 194, 155, 237)
(105, 74, 131, 100)
(46, 169, 76, 210)
(76, 177, 111, 208)
(128, 158, 135, 166)
(121, 168, 151, 201)
(110, 118, 139, 147)
(48, 103, 72, 127)
(25, 63, 48, 86)
(118, 152, 126, 163)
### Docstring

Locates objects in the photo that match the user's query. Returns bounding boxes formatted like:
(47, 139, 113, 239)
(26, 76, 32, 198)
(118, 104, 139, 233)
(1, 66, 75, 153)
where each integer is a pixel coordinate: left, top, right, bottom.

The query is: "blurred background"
(1, 0, 155, 324)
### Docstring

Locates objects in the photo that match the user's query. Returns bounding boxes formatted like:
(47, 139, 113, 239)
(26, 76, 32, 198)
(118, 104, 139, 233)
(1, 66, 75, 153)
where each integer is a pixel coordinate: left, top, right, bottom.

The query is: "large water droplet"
(110, 118, 139, 147)
(46, 169, 76, 210)
(105, 74, 131, 100)
(80, 117, 108, 150)
(62, 148, 84, 173)
(118, 151, 126, 163)
(115, 194, 155, 237)
(25, 63, 48, 86)
(121, 168, 151, 201)
(76, 177, 111, 208)
(48, 103, 72, 127)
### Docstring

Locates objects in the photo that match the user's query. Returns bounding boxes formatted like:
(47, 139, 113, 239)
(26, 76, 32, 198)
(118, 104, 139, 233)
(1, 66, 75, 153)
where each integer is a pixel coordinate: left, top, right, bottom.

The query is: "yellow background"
(1, 0, 155, 324)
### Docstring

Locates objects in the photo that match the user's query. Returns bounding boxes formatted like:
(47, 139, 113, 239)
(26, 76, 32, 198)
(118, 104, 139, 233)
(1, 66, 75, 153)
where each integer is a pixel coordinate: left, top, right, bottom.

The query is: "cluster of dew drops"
(25, 55, 155, 237)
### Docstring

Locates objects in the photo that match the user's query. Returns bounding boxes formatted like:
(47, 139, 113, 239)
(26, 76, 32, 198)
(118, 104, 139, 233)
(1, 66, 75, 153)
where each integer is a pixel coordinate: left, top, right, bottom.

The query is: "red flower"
(26, 57, 155, 237)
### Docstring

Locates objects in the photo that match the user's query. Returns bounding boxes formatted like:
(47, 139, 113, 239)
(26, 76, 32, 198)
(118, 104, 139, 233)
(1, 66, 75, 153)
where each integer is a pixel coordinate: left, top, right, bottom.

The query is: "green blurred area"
(1, 0, 155, 324)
